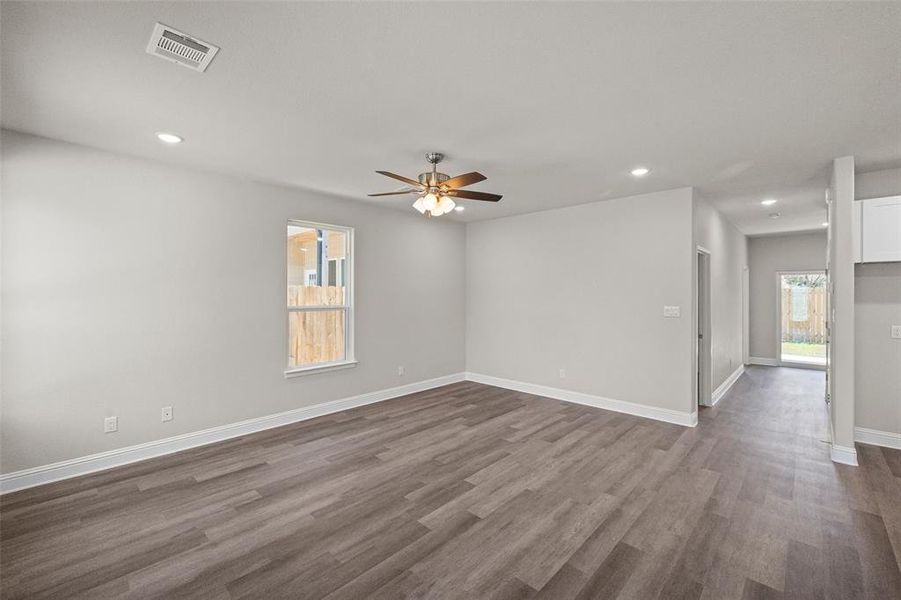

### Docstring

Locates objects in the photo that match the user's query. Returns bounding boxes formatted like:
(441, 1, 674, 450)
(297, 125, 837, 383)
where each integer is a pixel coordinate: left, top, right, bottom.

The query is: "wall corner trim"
(854, 427, 901, 450)
(710, 365, 745, 407)
(464, 372, 697, 428)
(830, 444, 859, 466)
(0, 372, 466, 495)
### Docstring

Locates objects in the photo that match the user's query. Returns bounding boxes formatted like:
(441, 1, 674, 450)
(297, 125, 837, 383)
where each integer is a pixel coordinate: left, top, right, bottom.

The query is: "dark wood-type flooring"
(2, 366, 900, 599)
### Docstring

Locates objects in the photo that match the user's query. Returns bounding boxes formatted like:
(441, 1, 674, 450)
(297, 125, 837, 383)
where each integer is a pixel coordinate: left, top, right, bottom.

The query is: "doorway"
(697, 248, 712, 407)
(778, 271, 827, 367)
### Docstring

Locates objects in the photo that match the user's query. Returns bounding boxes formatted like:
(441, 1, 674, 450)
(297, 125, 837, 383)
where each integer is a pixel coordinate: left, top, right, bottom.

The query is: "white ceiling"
(2, 2, 899, 233)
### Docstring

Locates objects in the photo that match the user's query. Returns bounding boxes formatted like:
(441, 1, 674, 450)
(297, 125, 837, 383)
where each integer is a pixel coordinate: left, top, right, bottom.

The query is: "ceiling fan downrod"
(420, 152, 449, 187)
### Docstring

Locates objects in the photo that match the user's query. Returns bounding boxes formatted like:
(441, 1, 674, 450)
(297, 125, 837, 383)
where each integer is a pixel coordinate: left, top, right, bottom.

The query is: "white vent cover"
(146, 23, 219, 72)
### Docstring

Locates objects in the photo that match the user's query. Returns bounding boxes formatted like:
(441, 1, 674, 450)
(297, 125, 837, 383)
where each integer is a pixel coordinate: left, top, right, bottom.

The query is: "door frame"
(696, 247, 712, 407)
(742, 266, 750, 366)
(776, 269, 827, 370)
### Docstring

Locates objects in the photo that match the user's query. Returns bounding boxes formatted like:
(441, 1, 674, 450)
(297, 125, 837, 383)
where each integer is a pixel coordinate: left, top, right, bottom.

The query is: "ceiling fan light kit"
(369, 152, 502, 217)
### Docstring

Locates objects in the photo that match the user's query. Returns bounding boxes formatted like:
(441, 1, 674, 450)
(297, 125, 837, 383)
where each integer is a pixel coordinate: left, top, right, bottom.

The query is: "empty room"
(1, 2, 900, 599)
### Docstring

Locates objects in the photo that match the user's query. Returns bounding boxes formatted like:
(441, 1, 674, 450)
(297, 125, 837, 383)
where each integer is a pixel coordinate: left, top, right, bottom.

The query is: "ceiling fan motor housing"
(418, 172, 449, 187)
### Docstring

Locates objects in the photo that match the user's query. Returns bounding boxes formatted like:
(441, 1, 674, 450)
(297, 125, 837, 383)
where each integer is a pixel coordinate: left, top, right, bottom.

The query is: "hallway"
(699, 365, 901, 599)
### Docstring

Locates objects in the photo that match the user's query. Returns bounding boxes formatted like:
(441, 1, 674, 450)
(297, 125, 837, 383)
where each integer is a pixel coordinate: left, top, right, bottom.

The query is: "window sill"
(284, 360, 358, 378)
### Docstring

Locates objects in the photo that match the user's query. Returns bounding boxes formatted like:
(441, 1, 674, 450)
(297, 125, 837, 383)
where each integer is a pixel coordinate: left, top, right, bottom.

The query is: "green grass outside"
(781, 342, 826, 358)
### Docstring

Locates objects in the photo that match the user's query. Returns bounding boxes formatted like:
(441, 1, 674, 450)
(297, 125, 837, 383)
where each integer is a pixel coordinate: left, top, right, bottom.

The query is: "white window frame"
(285, 220, 356, 377)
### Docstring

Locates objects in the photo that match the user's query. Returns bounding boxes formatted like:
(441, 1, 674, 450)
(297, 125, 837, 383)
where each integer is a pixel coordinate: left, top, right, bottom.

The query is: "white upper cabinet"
(860, 195, 901, 263)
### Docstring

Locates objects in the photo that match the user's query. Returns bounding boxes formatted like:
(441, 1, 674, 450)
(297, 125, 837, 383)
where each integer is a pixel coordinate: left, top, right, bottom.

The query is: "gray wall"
(1, 131, 466, 472)
(857, 166, 901, 201)
(693, 197, 748, 390)
(748, 231, 827, 361)
(466, 188, 696, 415)
(855, 167, 901, 436)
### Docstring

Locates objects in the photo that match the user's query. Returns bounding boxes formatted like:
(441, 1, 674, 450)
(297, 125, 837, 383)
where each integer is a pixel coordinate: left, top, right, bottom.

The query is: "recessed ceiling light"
(156, 132, 183, 144)
(761, 198, 777, 206)
(454, 206, 465, 212)
(768, 212, 781, 219)
(822, 222, 829, 227)
(630, 167, 650, 177)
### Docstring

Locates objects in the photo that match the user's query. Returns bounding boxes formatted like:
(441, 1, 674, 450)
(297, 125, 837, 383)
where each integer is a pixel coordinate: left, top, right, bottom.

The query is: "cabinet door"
(861, 195, 901, 263)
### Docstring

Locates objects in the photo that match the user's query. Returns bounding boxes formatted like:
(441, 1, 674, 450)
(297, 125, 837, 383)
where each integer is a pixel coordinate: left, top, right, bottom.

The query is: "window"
(286, 221, 354, 374)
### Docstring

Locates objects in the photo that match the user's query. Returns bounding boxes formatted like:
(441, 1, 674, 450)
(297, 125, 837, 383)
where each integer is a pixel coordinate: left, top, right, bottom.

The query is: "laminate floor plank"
(2, 367, 899, 599)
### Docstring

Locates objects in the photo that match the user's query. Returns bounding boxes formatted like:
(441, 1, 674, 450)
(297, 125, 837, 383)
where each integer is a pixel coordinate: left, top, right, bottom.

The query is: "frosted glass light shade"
(422, 193, 438, 211)
(413, 193, 456, 217)
(436, 196, 455, 215)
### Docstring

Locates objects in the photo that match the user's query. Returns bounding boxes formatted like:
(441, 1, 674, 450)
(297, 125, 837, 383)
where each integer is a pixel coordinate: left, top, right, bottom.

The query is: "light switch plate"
(663, 306, 681, 318)
(891, 325, 901, 339)
(104, 416, 118, 433)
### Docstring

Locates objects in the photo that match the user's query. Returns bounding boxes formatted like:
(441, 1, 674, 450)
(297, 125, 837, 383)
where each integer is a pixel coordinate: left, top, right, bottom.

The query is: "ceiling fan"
(369, 152, 502, 217)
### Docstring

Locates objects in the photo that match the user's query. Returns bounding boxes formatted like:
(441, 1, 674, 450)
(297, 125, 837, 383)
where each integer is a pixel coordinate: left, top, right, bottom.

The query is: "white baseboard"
(779, 362, 826, 371)
(464, 372, 697, 428)
(710, 365, 745, 407)
(1, 371, 704, 494)
(855, 427, 901, 450)
(0, 372, 466, 495)
(830, 444, 859, 466)
(748, 357, 779, 367)
(748, 356, 825, 371)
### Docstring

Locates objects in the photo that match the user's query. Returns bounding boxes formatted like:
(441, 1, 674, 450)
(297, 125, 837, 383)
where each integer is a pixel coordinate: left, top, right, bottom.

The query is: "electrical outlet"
(559, 368, 566, 379)
(104, 416, 118, 433)
(397, 366, 405, 376)
(891, 325, 901, 339)
(161, 406, 173, 422)
(663, 306, 681, 318)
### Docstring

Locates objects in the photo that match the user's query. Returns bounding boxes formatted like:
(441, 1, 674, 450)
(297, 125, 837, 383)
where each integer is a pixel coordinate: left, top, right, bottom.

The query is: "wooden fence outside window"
(288, 286, 346, 366)
(781, 287, 827, 344)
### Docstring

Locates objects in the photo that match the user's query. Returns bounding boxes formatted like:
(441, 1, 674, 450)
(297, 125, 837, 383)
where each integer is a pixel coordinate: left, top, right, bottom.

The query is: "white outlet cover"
(891, 325, 901, 339)
(162, 406, 173, 422)
(663, 306, 681, 318)
(104, 416, 118, 433)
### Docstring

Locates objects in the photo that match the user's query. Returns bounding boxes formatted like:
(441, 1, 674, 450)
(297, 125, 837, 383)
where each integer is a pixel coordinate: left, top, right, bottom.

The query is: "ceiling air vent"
(146, 23, 219, 72)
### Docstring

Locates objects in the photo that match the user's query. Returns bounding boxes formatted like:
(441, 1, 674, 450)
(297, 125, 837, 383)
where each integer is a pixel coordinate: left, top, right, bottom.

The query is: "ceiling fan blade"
(368, 189, 418, 197)
(375, 171, 424, 188)
(442, 172, 486, 189)
(446, 189, 503, 202)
